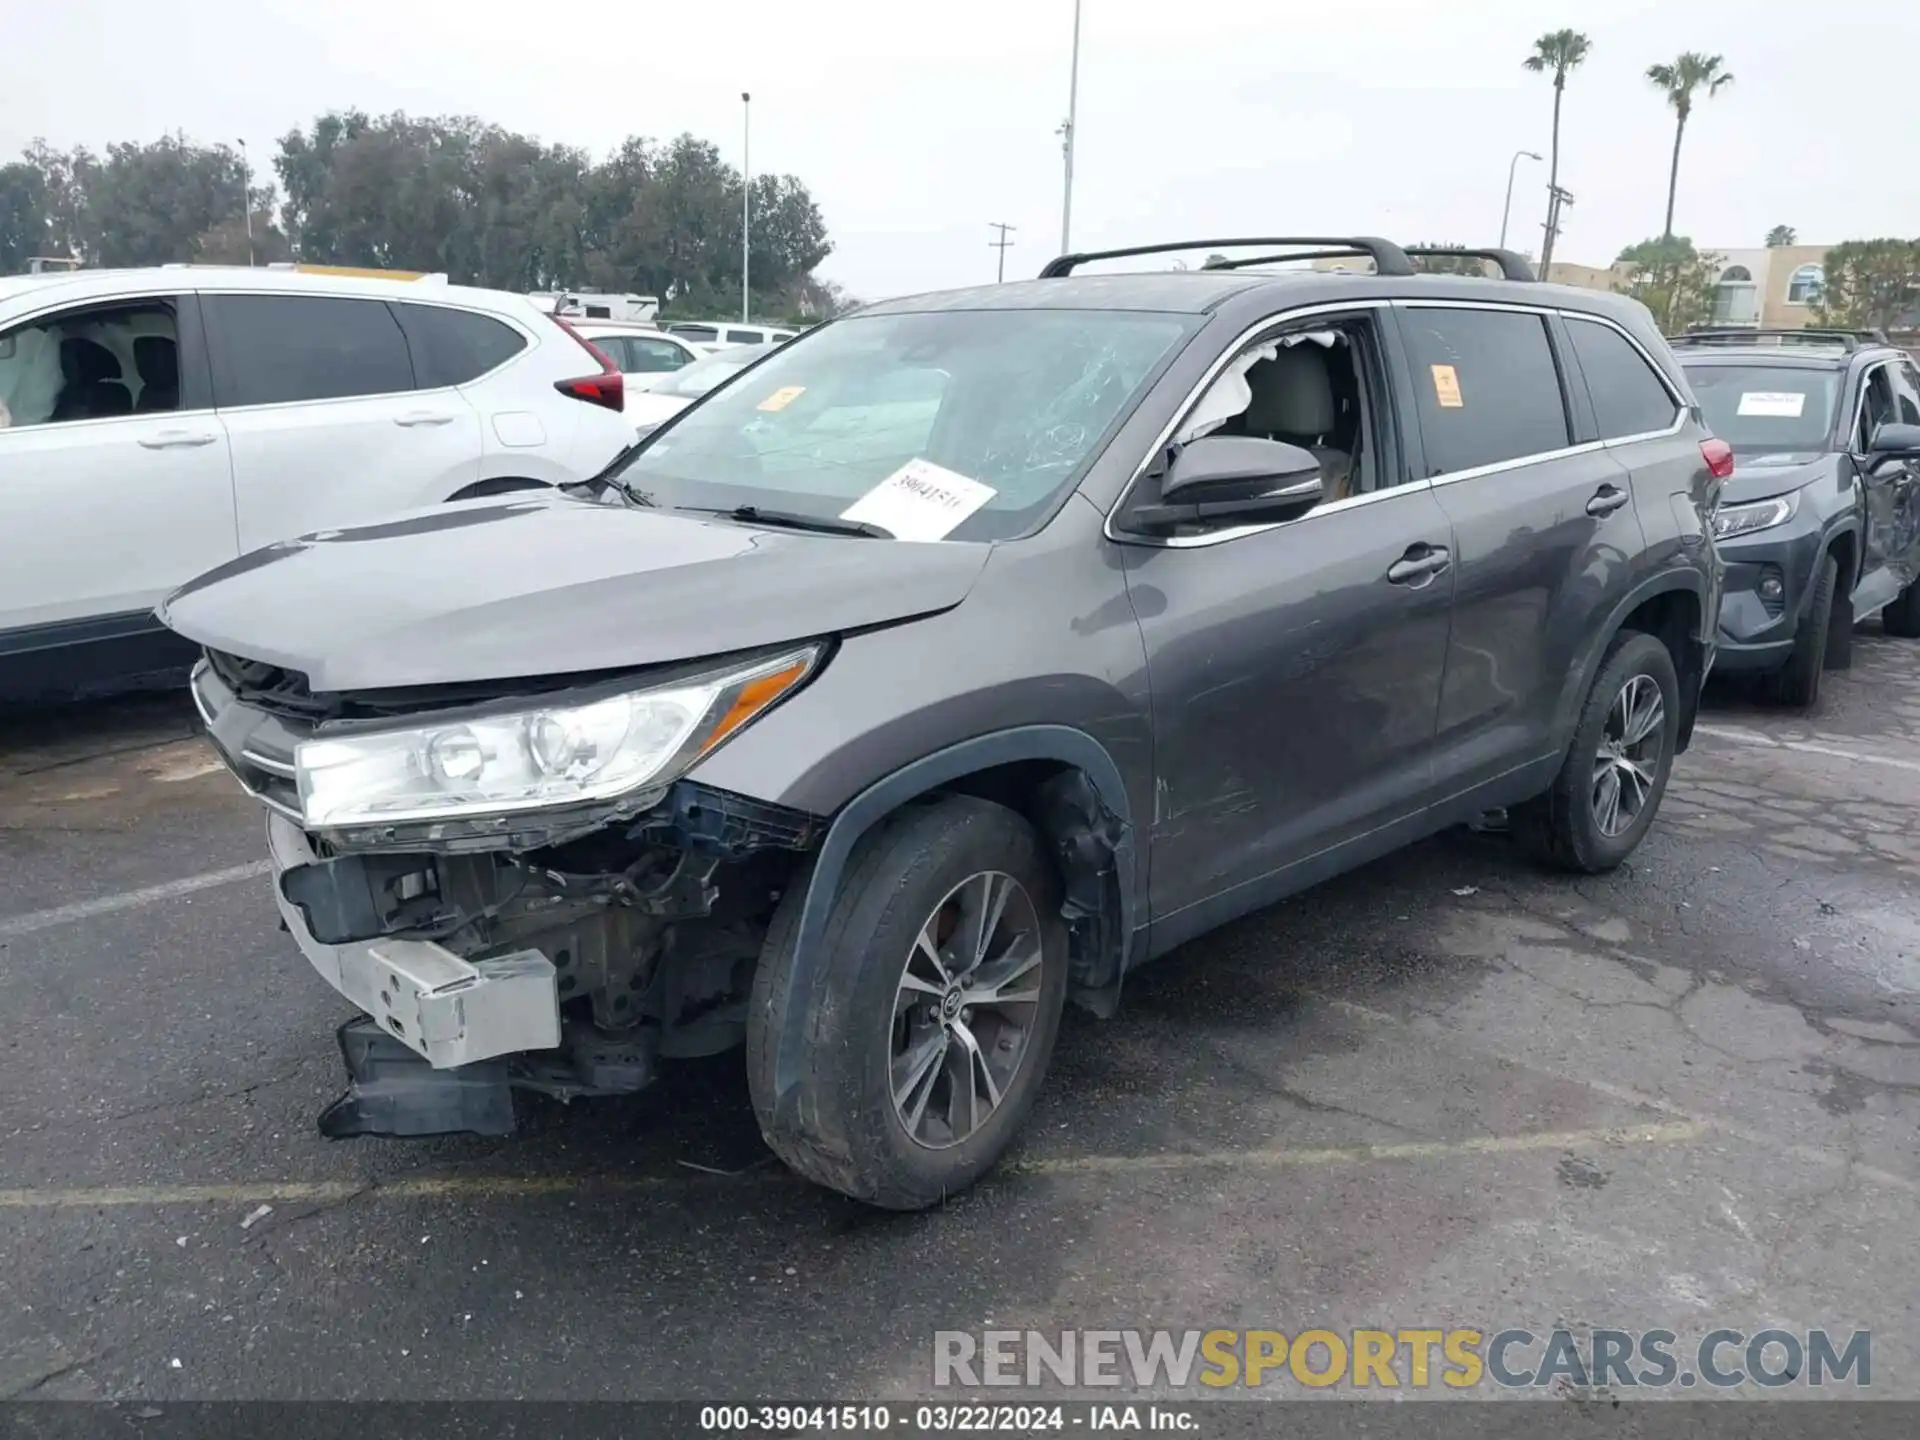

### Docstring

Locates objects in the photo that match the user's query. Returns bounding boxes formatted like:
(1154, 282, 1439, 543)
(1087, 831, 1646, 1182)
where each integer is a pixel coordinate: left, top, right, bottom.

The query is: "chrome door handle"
(1587, 485, 1631, 516)
(395, 411, 455, 427)
(137, 429, 219, 449)
(1387, 544, 1451, 586)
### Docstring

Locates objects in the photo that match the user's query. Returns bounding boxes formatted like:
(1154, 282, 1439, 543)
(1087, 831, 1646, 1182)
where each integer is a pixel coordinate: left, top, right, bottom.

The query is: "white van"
(663, 321, 798, 353)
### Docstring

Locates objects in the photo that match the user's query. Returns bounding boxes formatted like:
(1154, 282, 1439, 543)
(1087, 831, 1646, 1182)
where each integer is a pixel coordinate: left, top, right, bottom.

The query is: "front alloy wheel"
(891, 871, 1045, 1148)
(1592, 674, 1664, 838)
(746, 795, 1069, 1209)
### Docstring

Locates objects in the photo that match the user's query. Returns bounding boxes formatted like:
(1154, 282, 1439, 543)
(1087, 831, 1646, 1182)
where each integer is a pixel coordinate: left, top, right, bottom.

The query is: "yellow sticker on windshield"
(757, 385, 806, 412)
(1431, 364, 1463, 408)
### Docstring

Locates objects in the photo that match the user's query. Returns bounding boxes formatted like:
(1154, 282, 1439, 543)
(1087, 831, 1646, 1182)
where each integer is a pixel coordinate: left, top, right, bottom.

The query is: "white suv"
(0, 266, 635, 700)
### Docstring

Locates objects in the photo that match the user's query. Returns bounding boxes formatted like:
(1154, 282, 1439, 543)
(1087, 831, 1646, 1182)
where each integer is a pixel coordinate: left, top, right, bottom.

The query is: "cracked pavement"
(1, 627, 1917, 1402)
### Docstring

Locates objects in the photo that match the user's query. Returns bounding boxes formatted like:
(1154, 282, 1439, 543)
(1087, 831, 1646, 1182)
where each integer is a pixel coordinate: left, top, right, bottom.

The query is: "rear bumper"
(266, 815, 561, 1069)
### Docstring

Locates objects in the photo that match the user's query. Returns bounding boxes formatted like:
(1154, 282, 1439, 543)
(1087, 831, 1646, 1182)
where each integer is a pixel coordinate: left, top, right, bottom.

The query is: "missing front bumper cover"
(318, 1015, 665, 1139)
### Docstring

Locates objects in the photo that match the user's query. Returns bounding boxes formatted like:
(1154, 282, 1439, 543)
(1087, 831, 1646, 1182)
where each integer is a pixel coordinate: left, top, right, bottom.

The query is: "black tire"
(746, 795, 1069, 1209)
(1513, 631, 1680, 874)
(1882, 577, 1920, 639)
(1766, 554, 1837, 707)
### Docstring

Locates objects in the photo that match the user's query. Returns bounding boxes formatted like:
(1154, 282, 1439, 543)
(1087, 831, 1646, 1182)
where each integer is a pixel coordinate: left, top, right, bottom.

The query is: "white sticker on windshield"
(840, 458, 997, 541)
(1737, 391, 1807, 418)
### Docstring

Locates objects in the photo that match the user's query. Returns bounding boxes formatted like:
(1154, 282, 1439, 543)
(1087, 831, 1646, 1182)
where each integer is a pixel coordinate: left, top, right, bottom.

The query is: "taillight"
(548, 315, 625, 413)
(1700, 438, 1735, 480)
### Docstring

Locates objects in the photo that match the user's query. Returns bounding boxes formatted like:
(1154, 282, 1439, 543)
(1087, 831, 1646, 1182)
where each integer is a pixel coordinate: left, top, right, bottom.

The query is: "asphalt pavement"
(2, 631, 1917, 1403)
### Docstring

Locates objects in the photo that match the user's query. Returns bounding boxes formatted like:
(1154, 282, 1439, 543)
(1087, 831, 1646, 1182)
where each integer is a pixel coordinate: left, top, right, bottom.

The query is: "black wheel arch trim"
(1558, 568, 1710, 754)
(766, 724, 1139, 1115)
(1817, 516, 1862, 597)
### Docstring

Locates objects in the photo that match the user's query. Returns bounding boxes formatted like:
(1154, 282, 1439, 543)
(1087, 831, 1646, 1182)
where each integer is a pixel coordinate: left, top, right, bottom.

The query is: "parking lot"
(2, 630, 1917, 1403)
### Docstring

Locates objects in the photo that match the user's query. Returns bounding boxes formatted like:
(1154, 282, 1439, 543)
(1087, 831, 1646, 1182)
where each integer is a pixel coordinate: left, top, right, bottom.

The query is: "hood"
(1717, 452, 1833, 507)
(158, 495, 992, 691)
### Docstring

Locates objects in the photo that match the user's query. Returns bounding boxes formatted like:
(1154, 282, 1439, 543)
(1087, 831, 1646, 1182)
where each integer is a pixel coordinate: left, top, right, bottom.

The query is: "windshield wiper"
(677, 504, 894, 539)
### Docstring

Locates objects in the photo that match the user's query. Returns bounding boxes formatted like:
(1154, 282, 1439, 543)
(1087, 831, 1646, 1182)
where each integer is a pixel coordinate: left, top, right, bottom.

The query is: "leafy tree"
(9, 114, 834, 315)
(0, 162, 50, 273)
(1616, 235, 1722, 333)
(1765, 225, 1797, 248)
(1811, 240, 1920, 332)
(1646, 54, 1734, 242)
(1409, 243, 1496, 277)
(1523, 29, 1591, 271)
(82, 135, 253, 267)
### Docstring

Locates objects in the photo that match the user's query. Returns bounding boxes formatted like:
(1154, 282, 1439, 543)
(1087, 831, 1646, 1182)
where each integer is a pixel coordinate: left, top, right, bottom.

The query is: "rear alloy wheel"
(1882, 576, 1920, 639)
(746, 796, 1068, 1209)
(1766, 554, 1836, 707)
(1514, 631, 1680, 873)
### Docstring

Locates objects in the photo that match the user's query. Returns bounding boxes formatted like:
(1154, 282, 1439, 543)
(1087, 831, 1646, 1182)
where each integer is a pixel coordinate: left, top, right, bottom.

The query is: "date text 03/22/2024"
(697, 1405, 1194, 1432)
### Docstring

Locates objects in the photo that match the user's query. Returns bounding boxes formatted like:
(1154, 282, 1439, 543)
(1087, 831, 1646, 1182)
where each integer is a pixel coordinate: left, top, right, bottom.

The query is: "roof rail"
(1669, 327, 1888, 353)
(1198, 248, 1384, 271)
(1039, 236, 1416, 279)
(1400, 247, 1538, 282)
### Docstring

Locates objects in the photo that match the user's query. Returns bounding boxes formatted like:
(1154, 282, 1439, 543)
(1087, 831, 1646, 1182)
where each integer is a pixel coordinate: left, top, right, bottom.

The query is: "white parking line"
(0, 861, 273, 941)
(1693, 723, 1920, 775)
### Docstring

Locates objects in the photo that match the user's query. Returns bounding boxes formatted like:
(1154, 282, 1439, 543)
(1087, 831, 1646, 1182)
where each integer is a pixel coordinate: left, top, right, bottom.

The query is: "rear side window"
(392, 303, 526, 388)
(1566, 317, 1681, 440)
(206, 294, 413, 407)
(669, 325, 719, 343)
(724, 328, 761, 345)
(629, 337, 690, 372)
(1398, 308, 1570, 475)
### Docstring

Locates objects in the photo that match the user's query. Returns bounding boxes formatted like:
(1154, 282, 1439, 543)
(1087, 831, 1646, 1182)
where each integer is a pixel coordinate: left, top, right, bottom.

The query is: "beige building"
(1545, 244, 1832, 329)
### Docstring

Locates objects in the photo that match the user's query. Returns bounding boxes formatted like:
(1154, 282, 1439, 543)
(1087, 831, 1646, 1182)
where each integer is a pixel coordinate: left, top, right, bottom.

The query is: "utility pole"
(238, 138, 255, 266)
(988, 222, 1017, 282)
(1058, 0, 1082, 254)
(1541, 184, 1574, 277)
(741, 92, 752, 324)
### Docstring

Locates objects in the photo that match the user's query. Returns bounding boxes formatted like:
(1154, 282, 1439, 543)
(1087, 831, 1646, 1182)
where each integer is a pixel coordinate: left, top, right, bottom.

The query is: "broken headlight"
(294, 646, 819, 828)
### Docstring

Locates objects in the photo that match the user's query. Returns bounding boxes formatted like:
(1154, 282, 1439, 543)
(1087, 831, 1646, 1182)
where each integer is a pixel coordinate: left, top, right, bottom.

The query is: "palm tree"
(1523, 29, 1591, 272)
(1647, 53, 1735, 242)
(1765, 225, 1797, 248)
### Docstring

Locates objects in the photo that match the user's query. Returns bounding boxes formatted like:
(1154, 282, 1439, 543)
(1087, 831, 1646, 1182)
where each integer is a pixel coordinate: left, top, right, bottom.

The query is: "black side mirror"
(1869, 421, 1920, 456)
(1131, 435, 1325, 531)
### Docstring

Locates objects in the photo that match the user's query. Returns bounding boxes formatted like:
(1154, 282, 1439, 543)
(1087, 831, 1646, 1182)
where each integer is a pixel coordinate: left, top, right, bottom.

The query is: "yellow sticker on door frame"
(757, 385, 807, 412)
(1430, 364, 1463, 408)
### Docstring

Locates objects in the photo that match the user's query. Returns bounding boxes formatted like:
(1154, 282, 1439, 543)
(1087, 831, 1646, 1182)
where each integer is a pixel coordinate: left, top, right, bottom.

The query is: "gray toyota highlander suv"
(160, 237, 1726, 1209)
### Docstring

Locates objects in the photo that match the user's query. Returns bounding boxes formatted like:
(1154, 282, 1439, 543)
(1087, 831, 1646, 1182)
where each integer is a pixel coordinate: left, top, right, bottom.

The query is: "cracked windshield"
(620, 309, 1190, 539)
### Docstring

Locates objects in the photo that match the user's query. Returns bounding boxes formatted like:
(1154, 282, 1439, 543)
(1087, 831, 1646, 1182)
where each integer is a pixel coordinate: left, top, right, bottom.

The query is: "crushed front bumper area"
(267, 816, 562, 1070)
(264, 782, 815, 1139)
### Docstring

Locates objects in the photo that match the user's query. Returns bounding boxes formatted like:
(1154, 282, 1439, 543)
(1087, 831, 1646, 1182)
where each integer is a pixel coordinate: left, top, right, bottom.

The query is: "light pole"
(238, 138, 255, 266)
(1058, 0, 1081, 254)
(1499, 149, 1541, 252)
(741, 92, 751, 324)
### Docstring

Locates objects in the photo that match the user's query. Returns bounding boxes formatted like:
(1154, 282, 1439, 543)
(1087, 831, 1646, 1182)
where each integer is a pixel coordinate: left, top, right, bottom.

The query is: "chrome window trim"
(1102, 298, 1411, 550)
(1102, 295, 1700, 551)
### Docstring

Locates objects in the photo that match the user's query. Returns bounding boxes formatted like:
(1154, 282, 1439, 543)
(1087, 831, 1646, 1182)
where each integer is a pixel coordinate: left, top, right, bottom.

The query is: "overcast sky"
(5, 0, 1915, 299)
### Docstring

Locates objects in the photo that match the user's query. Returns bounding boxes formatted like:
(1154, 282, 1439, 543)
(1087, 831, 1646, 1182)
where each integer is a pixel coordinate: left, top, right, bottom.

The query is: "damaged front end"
(193, 645, 824, 1140)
